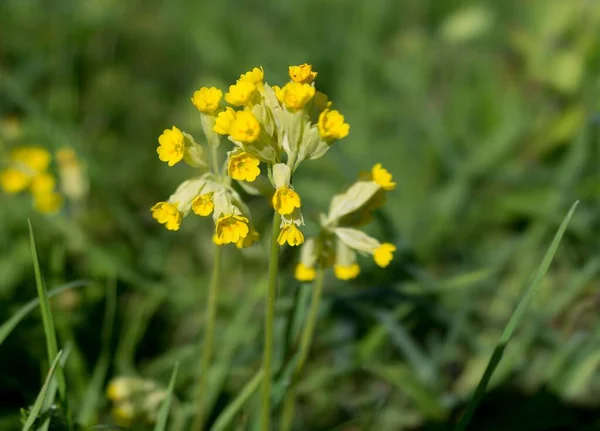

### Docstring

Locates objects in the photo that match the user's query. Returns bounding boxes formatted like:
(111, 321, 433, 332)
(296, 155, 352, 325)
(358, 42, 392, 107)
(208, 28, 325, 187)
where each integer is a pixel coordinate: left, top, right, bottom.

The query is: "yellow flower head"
(371, 163, 396, 191)
(157, 126, 185, 167)
(11, 146, 51, 173)
(112, 403, 135, 425)
(236, 228, 260, 249)
(373, 243, 396, 268)
(272, 85, 284, 104)
(239, 67, 264, 85)
(334, 263, 360, 280)
(216, 214, 250, 244)
(213, 107, 236, 135)
(272, 186, 301, 215)
(212, 233, 225, 245)
(295, 263, 316, 282)
(289, 63, 318, 84)
(0, 168, 30, 194)
(192, 193, 214, 216)
(229, 111, 260, 144)
(225, 80, 257, 106)
(192, 87, 223, 114)
(277, 224, 304, 246)
(151, 202, 182, 231)
(318, 108, 350, 140)
(281, 82, 315, 111)
(30, 172, 56, 195)
(228, 151, 261, 182)
(106, 377, 135, 402)
(33, 192, 63, 214)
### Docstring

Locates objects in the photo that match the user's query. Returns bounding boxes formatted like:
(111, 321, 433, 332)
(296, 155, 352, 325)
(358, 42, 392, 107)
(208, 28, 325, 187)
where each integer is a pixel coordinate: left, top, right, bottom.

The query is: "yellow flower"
(314, 91, 329, 112)
(295, 263, 316, 281)
(272, 186, 301, 215)
(192, 193, 214, 216)
(373, 243, 396, 268)
(157, 126, 185, 166)
(151, 202, 182, 231)
(216, 214, 250, 244)
(289, 63, 318, 83)
(371, 163, 396, 191)
(281, 82, 315, 111)
(212, 234, 225, 245)
(318, 108, 350, 140)
(272, 85, 284, 103)
(30, 172, 56, 195)
(213, 107, 236, 135)
(225, 80, 257, 106)
(0, 168, 30, 193)
(229, 111, 260, 144)
(106, 377, 135, 402)
(334, 263, 360, 280)
(33, 192, 63, 214)
(239, 67, 264, 85)
(10, 146, 51, 173)
(191, 87, 222, 114)
(112, 403, 135, 425)
(277, 224, 304, 246)
(236, 228, 260, 249)
(228, 151, 261, 182)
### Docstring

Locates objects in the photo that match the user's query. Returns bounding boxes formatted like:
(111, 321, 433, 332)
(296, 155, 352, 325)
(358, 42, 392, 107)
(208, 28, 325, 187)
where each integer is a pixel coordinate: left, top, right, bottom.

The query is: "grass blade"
(153, 362, 180, 431)
(455, 201, 578, 430)
(22, 350, 63, 431)
(0, 280, 90, 346)
(210, 369, 264, 431)
(78, 277, 117, 425)
(28, 220, 68, 406)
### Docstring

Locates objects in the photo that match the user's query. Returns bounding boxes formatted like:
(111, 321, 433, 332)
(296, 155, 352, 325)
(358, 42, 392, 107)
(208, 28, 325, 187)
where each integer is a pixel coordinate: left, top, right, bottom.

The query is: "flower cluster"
(106, 376, 167, 427)
(294, 163, 397, 281)
(0, 146, 63, 214)
(153, 64, 351, 248)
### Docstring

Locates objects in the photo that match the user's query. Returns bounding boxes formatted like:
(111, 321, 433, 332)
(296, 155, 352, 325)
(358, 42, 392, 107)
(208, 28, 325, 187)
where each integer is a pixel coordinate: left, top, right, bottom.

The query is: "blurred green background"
(1, 0, 599, 429)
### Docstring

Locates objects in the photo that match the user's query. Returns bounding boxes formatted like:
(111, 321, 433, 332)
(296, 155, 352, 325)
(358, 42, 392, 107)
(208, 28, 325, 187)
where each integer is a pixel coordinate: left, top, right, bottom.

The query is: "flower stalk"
(192, 243, 223, 431)
(280, 266, 325, 431)
(260, 211, 282, 431)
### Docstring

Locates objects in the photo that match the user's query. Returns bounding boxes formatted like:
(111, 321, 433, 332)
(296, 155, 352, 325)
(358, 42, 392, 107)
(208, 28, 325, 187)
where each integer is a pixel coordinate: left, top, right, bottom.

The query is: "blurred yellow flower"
(151, 202, 182, 231)
(272, 85, 284, 103)
(371, 163, 396, 191)
(236, 228, 260, 249)
(30, 172, 56, 195)
(33, 192, 63, 214)
(281, 82, 315, 111)
(373, 243, 396, 267)
(277, 224, 304, 246)
(112, 402, 135, 426)
(272, 186, 301, 215)
(334, 263, 360, 280)
(11, 146, 51, 173)
(294, 263, 316, 281)
(289, 63, 318, 84)
(0, 168, 30, 193)
(228, 151, 261, 182)
(225, 80, 257, 106)
(213, 107, 236, 135)
(192, 87, 223, 114)
(157, 126, 185, 167)
(212, 233, 225, 245)
(239, 66, 264, 85)
(216, 214, 250, 244)
(318, 108, 349, 140)
(192, 194, 214, 216)
(229, 111, 260, 144)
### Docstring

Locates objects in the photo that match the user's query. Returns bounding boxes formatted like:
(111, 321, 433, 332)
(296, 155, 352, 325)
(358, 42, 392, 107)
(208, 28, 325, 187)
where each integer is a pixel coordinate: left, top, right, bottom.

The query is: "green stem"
(280, 266, 325, 431)
(260, 212, 281, 431)
(192, 243, 223, 431)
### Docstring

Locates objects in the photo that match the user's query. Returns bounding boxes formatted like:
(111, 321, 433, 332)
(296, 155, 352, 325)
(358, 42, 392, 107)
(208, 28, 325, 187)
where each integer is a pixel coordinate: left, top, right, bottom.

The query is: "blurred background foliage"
(1, 0, 599, 429)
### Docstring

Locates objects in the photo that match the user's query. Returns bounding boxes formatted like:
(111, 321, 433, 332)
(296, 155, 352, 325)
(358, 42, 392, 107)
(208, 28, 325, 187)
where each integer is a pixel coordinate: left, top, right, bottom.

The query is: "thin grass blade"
(153, 362, 180, 431)
(455, 201, 579, 430)
(22, 350, 63, 431)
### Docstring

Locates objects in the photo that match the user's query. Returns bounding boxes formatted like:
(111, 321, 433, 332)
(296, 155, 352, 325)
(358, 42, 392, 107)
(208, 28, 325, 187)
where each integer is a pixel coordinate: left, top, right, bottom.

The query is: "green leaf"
(22, 350, 63, 431)
(455, 201, 578, 430)
(0, 280, 90, 346)
(153, 362, 180, 431)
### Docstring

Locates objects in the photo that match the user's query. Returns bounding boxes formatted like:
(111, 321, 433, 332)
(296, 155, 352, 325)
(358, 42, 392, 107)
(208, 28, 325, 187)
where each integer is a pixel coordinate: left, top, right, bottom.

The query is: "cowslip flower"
(191, 193, 214, 216)
(272, 186, 301, 215)
(289, 63, 318, 84)
(214, 107, 237, 135)
(157, 126, 185, 166)
(225, 80, 257, 106)
(0, 168, 30, 194)
(151, 202, 183, 231)
(277, 223, 304, 246)
(30, 172, 56, 195)
(281, 82, 315, 111)
(192, 87, 223, 114)
(318, 108, 350, 141)
(10, 146, 51, 173)
(228, 110, 261, 144)
(295, 263, 316, 281)
(371, 163, 396, 191)
(239, 67, 264, 85)
(227, 149, 261, 182)
(33, 192, 63, 214)
(216, 214, 250, 244)
(334, 263, 360, 280)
